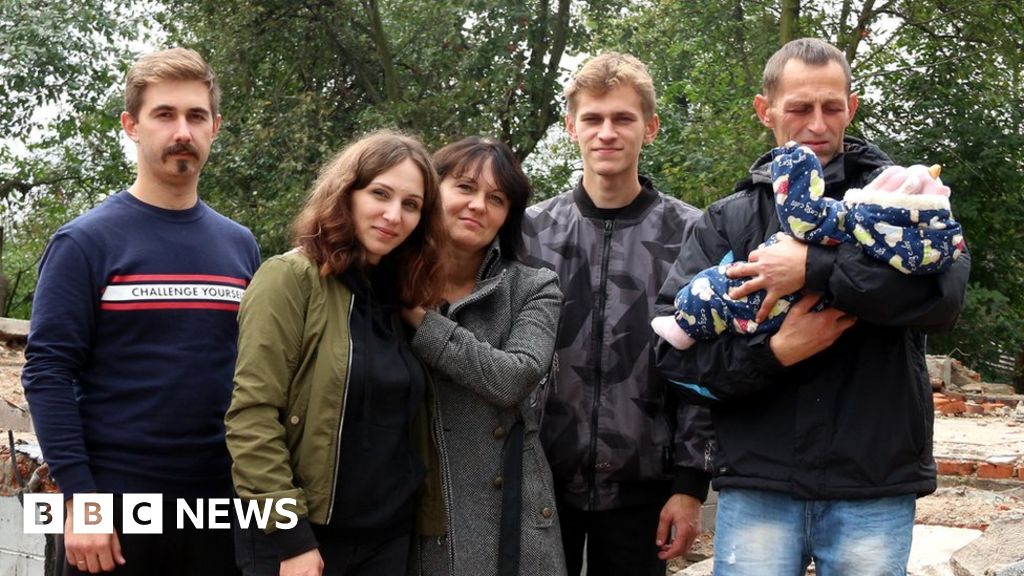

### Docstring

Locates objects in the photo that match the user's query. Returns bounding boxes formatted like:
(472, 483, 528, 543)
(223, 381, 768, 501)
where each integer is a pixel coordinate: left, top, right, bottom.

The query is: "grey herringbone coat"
(408, 242, 567, 576)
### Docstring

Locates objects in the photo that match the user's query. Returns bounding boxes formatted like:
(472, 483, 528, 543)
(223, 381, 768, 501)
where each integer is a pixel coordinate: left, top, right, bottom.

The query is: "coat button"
(289, 415, 300, 425)
(492, 475, 504, 489)
(493, 426, 507, 440)
(541, 507, 554, 519)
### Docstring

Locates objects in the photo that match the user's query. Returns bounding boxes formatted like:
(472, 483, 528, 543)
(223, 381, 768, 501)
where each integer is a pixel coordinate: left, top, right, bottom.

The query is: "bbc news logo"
(23, 494, 299, 534)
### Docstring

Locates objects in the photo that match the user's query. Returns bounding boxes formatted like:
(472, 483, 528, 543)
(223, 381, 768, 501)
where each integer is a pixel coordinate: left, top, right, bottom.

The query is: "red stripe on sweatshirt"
(100, 301, 241, 312)
(107, 274, 248, 287)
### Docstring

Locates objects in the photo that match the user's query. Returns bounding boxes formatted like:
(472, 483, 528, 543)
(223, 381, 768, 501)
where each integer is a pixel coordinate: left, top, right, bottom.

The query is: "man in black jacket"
(655, 38, 970, 575)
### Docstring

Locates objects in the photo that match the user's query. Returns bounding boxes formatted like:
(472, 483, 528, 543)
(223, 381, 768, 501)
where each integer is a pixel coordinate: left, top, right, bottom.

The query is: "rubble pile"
(0, 444, 55, 498)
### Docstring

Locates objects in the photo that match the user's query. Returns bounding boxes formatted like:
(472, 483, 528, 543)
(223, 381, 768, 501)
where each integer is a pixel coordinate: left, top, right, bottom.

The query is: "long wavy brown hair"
(291, 130, 446, 308)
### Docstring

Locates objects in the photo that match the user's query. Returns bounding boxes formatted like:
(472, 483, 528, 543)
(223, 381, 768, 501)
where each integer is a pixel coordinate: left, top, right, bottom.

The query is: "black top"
(573, 175, 659, 220)
(323, 265, 426, 541)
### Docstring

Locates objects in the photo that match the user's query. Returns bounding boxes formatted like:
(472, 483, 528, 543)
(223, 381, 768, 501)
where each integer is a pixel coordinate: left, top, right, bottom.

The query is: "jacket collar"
(475, 237, 504, 282)
(573, 175, 659, 220)
(744, 135, 892, 190)
(446, 238, 506, 318)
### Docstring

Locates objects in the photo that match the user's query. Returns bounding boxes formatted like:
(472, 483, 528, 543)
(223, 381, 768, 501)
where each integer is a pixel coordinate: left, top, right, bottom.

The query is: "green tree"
(1, 0, 147, 317)
(859, 1, 1024, 382)
(158, 0, 620, 254)
(1, 0, 621, 314)
(595, 0, 1024, 382)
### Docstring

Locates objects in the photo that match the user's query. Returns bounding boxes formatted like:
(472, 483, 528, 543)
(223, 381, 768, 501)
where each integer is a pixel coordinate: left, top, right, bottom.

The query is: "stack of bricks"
(933, 391, 1023, 482)
(933, 392, 1009, 416)
(936, 458, 1024, 481)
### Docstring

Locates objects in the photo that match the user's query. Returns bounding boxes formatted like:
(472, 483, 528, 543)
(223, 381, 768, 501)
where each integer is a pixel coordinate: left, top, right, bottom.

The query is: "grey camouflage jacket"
(523, 177, 714, 511)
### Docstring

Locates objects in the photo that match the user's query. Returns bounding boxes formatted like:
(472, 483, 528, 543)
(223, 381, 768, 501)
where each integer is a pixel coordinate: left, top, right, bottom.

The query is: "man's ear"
(212, 114, 222, 139)
(846, 92, 859, 125)
(753, 94, 773, 128)
(565, 113, 578, 142)
(121, 111, 139, 142)
(643, 113, 660, 144)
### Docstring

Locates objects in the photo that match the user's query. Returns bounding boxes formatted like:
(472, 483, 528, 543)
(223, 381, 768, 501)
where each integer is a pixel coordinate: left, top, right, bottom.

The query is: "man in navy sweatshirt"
(22, 47, 260, 575)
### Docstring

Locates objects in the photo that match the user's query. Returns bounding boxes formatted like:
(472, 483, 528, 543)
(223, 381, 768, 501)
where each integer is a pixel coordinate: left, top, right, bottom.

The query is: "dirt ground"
(1, 341, 26, 408)
(916, 483, 1024, 530)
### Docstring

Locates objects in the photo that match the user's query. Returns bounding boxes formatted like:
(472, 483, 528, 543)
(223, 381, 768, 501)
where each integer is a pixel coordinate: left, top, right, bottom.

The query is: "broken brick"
(977, 462, 1014, 479)
(938, 400, 967, 415)
(936, 460, 976, 476)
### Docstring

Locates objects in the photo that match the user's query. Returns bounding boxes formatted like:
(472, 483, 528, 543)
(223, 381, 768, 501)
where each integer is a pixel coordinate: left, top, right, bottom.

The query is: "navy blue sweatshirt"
(22, 191, 260, 499)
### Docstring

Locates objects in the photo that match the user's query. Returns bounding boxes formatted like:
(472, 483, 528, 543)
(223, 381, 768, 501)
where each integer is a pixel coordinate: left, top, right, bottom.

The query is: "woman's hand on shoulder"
(279, 548, 323, 576)
(401, 306, 427, 328)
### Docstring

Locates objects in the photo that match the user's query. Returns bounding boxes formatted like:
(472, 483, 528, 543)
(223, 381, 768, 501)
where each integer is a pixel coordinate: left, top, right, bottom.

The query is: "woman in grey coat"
(403, 136, 567, 576)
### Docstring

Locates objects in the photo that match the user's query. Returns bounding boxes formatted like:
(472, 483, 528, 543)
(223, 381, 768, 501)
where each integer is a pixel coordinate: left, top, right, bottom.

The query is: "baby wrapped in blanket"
(652, 142, 966, 350)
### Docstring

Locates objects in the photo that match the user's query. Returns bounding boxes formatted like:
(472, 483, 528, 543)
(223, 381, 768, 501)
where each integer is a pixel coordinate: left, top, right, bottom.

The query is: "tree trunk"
(0, 226, 7, 317)
(780, 0, 800, 44)
(843, 0, 877, 66)
(363, 0, 400, 103)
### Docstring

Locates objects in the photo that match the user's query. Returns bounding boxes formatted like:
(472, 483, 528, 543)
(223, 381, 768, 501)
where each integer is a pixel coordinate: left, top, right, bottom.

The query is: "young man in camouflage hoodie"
(522, 52, 713, 576)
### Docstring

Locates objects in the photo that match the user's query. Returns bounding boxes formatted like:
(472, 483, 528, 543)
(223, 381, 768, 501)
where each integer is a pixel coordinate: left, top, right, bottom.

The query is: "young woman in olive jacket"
(403, 137, 567, 576)
(226, 130, 448, 576)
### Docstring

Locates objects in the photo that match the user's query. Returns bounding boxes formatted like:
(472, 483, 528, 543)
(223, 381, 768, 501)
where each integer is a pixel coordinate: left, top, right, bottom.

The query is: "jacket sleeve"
(805, 241, 971, 331)
(225, 256, 317, 557)
(654, 208, 790, 405)
(657, 206, 715, 501)
(410, 269, 562, 408)
(670, 400, 714, 501)
(21, 233, 98, 499)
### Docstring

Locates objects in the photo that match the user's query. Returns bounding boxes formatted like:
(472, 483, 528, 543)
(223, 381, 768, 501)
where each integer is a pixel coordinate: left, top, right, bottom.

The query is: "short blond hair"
(762, 38, 851, 100)
(564, 52, 656, 119)
(125, 47, 220, 118)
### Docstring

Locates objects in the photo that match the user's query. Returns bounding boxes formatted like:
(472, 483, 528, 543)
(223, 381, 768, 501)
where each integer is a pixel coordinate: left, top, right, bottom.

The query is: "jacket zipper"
(432, 387, 457, 574)
(325, 294, 356, 524)
(588, 219, 614, 508)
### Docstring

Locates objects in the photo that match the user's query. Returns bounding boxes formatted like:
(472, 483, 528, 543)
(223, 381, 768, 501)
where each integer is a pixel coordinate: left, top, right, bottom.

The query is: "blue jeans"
(713, 488, 916, 576)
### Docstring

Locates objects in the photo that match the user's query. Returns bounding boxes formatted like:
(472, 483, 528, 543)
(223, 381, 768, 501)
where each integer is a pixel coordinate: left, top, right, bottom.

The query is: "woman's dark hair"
(291, 129, 446, 307)
(433, 136, 532, 261)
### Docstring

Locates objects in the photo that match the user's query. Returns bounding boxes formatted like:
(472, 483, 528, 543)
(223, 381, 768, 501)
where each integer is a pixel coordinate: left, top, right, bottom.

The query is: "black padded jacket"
(655, 137, 971, 499)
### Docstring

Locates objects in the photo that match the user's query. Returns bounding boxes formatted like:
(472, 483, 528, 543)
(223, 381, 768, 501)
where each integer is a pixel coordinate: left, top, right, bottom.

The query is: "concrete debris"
(992, 560, 1024, 576)
(0, 398, 32, 433)
(949, 516, 1024, 576)
(916, 486, 1024, 531)
(949, 357, 983, 390)
(927, 354, 1020, 398)
(908, 525, 982, 576)
(982, 383, 1018, 396)
(930, 355, 955, 389)
(0, 317, 29, 344)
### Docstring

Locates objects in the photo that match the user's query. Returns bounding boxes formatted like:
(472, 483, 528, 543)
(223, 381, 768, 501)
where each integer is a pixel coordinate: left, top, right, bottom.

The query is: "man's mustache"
(162, 143, 199, 160)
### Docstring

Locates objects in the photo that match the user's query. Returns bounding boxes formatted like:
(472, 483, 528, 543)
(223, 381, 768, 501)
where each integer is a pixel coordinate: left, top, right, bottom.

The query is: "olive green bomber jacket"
(225, 250, 444, 548)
